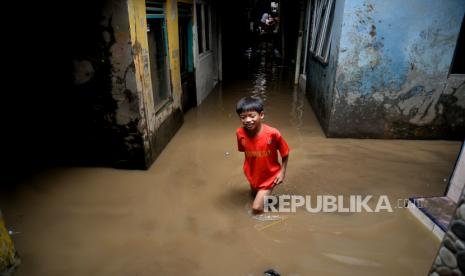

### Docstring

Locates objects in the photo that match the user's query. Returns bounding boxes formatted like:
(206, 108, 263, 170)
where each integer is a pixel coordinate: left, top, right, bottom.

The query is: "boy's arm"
(274, 130, 290, 185)
(281, 155, 289, 173)
(236, 131, 245, 152)
(273, 154, 289, 185)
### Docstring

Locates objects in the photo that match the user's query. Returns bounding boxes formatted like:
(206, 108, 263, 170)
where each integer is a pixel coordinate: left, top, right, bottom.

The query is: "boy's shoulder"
(236, 124, 282, 137)
(262, 124, 281, 135)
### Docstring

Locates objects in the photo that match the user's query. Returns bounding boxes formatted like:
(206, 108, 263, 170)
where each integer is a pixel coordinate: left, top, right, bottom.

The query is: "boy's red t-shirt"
(236, 124, 290, 190)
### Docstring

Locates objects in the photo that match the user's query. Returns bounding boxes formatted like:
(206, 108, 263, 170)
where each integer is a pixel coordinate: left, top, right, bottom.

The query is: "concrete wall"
(194, 0, 220, 105)
(0, 211, 19, 276)
(306, 0, 465, 139)
(7, 0, 189, 173)
(106, 0, 149, 168)
(67, 0, 184, 169)
(67, 0, 147, 168)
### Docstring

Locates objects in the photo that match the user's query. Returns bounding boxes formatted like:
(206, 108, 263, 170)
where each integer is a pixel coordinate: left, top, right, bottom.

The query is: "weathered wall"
(127, 0, 156, 167)
(68, 0, 147, 168)
(0, 211, 19, 276)
(106, 0, 149, 168)
(127, 0, 184, 168)
(7, 0, 187, 174)
(150, 0, 184, 162)
(440, 75, 465, 139)
(305, 0, 346, 132)
(329, 0, 465, 138)
(67, 0, 184, 169)
(166, 0, 183, 110)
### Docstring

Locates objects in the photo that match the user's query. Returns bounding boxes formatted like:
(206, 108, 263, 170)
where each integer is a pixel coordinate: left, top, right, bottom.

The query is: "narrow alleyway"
(0, 57, 461, 275)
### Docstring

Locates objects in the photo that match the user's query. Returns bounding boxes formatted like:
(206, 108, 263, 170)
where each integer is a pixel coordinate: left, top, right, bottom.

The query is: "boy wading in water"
(236, 96, 290, 214)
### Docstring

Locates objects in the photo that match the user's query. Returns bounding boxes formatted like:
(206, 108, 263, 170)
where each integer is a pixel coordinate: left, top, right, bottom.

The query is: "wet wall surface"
(306, 0, 465, 139)
(0, 55, 462, 275)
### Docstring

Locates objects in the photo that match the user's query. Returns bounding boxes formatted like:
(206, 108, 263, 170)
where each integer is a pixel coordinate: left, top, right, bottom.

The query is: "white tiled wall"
(447, 143, 465, 203)
(407, 205, 444, 241)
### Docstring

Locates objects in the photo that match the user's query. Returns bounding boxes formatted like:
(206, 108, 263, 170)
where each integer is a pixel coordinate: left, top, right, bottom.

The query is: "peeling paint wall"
(67, 0, 146, 168)
(306, 0, 465, 139)
(127, 0, 156, 167)
(166, 0, 183, 110)
(0, 211, 19, 276)
(127, 0, 184, 167)
(105, 0, 148, 168)
(66, 0, 185, 169)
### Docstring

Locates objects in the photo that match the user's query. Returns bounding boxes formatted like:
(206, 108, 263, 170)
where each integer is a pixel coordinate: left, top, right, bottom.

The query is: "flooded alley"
(2, 0, 465, 275)
(1, 61, 461, 275)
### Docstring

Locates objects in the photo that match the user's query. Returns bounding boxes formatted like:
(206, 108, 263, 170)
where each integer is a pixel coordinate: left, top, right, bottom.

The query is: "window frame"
(146, 0, 173, 112)
(196, 1, 212, 56)
(308, 0, 335, 65)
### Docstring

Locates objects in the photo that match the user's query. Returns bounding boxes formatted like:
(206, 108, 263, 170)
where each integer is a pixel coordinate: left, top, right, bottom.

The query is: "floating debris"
(8, 230, 21, 236)
(264, 268, 281, 276)
(252, 214, 282, 221)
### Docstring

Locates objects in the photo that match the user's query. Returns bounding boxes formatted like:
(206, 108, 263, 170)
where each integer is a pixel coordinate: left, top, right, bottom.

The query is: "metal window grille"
(309, 0, 335, 64)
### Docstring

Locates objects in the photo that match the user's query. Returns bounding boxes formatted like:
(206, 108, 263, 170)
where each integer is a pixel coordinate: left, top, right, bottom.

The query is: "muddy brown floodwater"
(0, 64, 461, 275)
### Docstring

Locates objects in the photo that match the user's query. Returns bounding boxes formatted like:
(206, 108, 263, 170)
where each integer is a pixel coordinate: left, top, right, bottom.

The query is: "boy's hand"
(273, 170, 286, 185)
(274, 155, 288, 186)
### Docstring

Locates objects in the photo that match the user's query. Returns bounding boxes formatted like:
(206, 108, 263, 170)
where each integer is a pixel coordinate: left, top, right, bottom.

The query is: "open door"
(178, 2, 197, 113)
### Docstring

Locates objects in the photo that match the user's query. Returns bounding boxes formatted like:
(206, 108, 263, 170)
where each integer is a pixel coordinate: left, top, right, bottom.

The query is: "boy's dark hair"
(236, 96, 264, 114)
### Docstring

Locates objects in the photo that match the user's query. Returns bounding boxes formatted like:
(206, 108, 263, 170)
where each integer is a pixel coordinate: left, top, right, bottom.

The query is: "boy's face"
(239, 111, 264, 132)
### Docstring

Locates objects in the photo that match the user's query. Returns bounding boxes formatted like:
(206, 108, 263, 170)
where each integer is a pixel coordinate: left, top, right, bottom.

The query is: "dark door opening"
(179, 2, 197, 112)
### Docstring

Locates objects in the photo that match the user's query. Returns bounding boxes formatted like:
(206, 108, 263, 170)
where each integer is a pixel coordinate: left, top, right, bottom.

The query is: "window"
(178, 2, 194, 74)
(308, 0, 335, 64)
(196, 2, 211, 54)
(146, 1, 172, 109)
